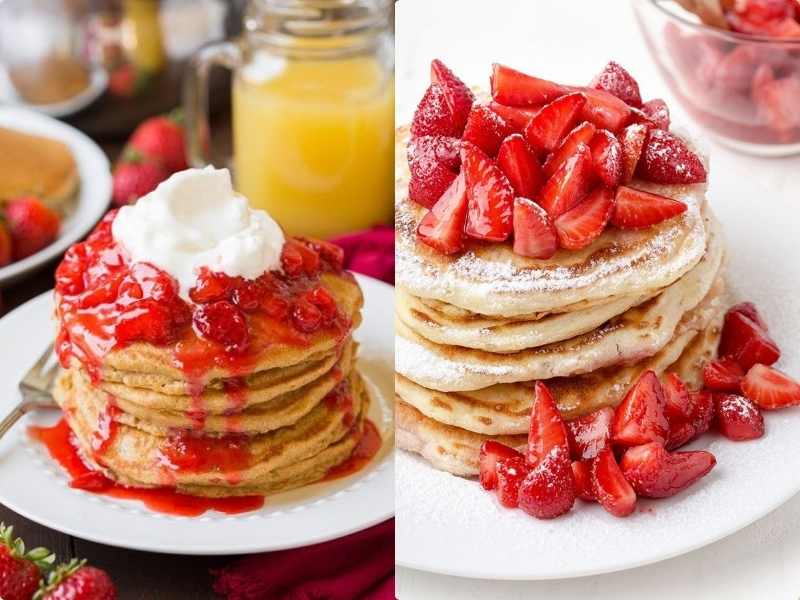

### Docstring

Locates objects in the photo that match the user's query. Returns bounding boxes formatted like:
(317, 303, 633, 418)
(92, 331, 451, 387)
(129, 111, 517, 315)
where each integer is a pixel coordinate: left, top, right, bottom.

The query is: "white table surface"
(395, 0, 800, 597)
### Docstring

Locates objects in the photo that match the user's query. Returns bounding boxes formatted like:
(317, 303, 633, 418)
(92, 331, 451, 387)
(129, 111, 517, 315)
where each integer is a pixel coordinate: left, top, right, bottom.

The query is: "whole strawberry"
(128, 113, 188, 173)
(112, 158, 168, 206)
(0, 523, 54, 600)
(35, 560, 116, 600)
(4, 197, 61, 260)
(0, 220, 12, 266)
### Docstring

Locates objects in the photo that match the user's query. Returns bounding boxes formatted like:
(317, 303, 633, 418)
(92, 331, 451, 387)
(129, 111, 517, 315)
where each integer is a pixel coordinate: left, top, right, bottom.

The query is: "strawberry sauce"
(322, 419, 382, 481)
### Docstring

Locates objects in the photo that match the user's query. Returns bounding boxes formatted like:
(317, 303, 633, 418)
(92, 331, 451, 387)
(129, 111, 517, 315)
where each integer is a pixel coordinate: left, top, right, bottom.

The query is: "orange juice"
(232, 54, 394, 238)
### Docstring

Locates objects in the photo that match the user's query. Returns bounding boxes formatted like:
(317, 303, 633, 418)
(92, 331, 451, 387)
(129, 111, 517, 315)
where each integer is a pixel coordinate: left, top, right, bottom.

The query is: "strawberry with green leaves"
(0, 523, 54, 600)
(35, 559, 116, 600)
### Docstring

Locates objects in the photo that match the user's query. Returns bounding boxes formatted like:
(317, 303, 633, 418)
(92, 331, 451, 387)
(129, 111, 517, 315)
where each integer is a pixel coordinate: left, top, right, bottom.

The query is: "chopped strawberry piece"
(554, 186, 615, 251)
(539, 143, 593, 218)
(667, 420, 697, 451)
(618, 123, 649, 184)
(406, 135, 460, 208)
(491, 64, 568, 106)
(527, 381, 571, 466)
(636, 129, 707, 185)
(461, 143, 515, 241)
(512, 197, 558, 260)
(591, 447, 636, 517)
(518, 448, 576, 519)
(704, 357, 745, 392)
(496, 455, 529, 507)
(688, 390, 715, 436)
(611, 186, 688, 230)
(729, 302, 769, 331)
(497, 134, 544, 198)
(525, 93, 587, 154)
(612, 370, 670, 447)
(479, 440, 525, 490)
(411, 84, 460, 138)
(714, 393, 765, 440)
(565, 406, 614, 460)
(662, 372, 691, 422)
(719, 309, 780, 371)
(640, 98, 671, 130)
(589, 129, 623, 188)
(430, 59, 474, 135)
(572, 460, 595, 501)
(620, 442, 716, 499)
(575, 87, 632, 132)
(732, 0, 795, 23)
(742, 364, 800, 410)
(462, 104, 514, 157)
(714, 46, 760, 94)
(489, 102, 541, 132)
(589, 61, 642, 107)
(416, 171, 468, 254)
(753, 74, 800, 139)
(543, 121, 597, 178)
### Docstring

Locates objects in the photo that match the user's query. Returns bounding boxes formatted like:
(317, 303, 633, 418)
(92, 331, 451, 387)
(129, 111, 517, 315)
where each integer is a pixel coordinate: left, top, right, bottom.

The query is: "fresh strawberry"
(554, 186, 615, 250)
(732, 0, 795, 23)
(572, 460, 595, 501)
(489, 102, 541, 132)
(612, 370, 669, 447)
(688, 390, 715, 436)
(667, 420, 697, 451)
(728, 302, 769, 331)
(527, 381, 570, 466)
(640, 98, 671, 130)
(703, 357, 745, 392)
(714, 46, 760, 94)
(518, 448, 575, 519)
(497, 134, 544, 198)
(591, 447, 636, 517)
(4, 197, 61, 260)
(620, 442, 716, 499)
(406, 135, 461, 208)
(719, 309, 780, 370)
(496, 455, 529, 508)
(37, 559, 116, 600)
(479, 440, 525, 490)
(635, 129, 707, 185)
(416, 171, 468, 254)
(565, 406, 614, 460)
(461, 143, 514, 241)
(589, 129, 623, 188)
(662, 372, 691, 422)
(753, 74, 800, 138)
(0, 220, 13, 266)
(411, 84, 461, 138)
(112, 159, 168, 207)
(714, 393, 765, 440)
(524, 93, 587, 154)
(462, 104, 514, 157)
(575, 87, 632, 132)
(129, 114, 187, 174)
(430, 59, 474, 135)
(491, 64, 568, 106)
(539, 143, 593, 217)
(512, 198, 558, 259)
(618, 123, 649, 184)
(741, 364, 800, 410)
(611, 186, 687, 230)
(542, 121, 597, 178)
(589, 61, 642, 107)
(0, 523, 54, 600)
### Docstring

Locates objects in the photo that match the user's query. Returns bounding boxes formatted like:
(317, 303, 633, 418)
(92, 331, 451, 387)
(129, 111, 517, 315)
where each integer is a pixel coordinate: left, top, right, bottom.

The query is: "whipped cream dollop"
(112, 167, 285, 300)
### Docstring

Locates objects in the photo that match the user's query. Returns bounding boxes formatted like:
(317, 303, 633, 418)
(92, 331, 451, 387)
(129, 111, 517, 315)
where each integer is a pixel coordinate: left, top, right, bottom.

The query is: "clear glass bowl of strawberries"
(633, 0, 800, 156)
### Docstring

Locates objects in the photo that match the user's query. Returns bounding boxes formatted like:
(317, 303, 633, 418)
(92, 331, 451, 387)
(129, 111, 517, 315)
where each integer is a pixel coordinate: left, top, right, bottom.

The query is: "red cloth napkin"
(330, 225, 394, 285)
(212, 519, 394, 600)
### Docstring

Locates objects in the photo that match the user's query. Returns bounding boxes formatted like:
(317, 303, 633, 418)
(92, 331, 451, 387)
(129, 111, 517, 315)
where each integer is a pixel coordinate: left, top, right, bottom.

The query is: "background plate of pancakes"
(0, 107, 111, 287)
(0, 274, 395, 555)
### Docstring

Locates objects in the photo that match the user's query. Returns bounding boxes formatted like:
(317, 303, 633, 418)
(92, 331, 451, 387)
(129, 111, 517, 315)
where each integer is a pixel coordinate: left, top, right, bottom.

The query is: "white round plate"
(0, 107, 111, 287)
(0, 274, 394, 555)
(0, 66, 108, 118)
(396, 175, 800, 579)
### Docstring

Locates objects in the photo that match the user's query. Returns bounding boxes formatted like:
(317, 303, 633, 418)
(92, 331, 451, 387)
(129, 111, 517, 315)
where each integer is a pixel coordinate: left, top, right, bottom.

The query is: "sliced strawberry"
(688, 389, 715, 436)
(612, 370, 669, 447)
(618, 123, 649, 184)
(575, 87, 632, 132)
(714, 393, 765, 441)
(728, 302, 769, 332)
(662, 372, 691, 422)
(462, 104, 514, 157)
(554, 186, 615, 251)
(719, 309, 780, 370)
(591, 447, 636, 517)
(572, 460, 595, 501)
(518, 448, 575, 519)
(620, 442, 716, 499)
(667, 420, 697, 451)
(565, 406, 614, 460)
(753, 73, 800, 137)
(524, 93, 587, 154)
(461, 144, 514, 242)
(406, 135, 460, 208)
(496, 455, 529, 507)
(411, 83, 460, 138)
(479, 440, 525, 490)
(497, 134, 544, 198)
(527, 381, 571, 466)
(542, 121, 597, 178)
(512, 197, 558, 260)
(491, 64, 568, 106)
(589, 61, 642, 107)
(703, 357, 745, 392)
(611, 186, 687, 230)
(742, 364, 800, 410)
(489, 102, 541, 132)
(430, 59, 474, 135)
(636, 129, 707, 185)
(416, 171, 468, 254)
(589, 129, 623, 188)
(539, 143, 593, 218)
(639, 98, 671, 130)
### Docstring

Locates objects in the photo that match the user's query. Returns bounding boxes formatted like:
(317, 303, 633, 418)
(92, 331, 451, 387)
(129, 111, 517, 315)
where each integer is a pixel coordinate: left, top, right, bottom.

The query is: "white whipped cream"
(112, 167, 285, 300)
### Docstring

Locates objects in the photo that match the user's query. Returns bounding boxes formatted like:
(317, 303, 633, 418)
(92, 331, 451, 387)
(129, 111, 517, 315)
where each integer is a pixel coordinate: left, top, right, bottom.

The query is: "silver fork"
(0, 344, 59, 439)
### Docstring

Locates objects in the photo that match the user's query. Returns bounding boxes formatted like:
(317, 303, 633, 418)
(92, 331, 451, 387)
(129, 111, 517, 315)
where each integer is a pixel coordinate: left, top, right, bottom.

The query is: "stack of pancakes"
(394, 126, 727, 476)
(54, 271, 370, 497)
